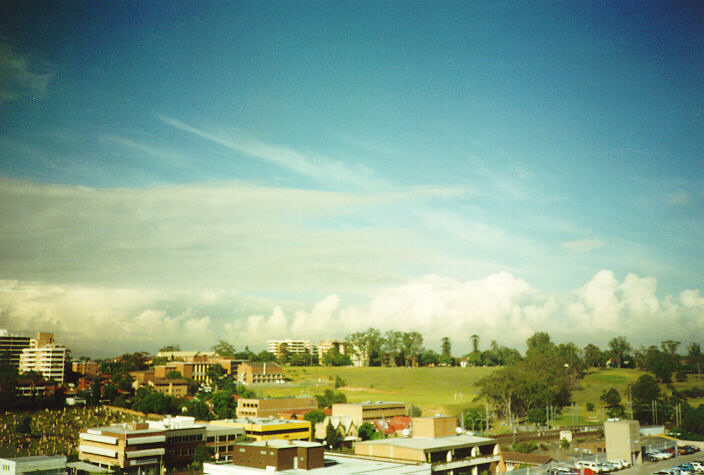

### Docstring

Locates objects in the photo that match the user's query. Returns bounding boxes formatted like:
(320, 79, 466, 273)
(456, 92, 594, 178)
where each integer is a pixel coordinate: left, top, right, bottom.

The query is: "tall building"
(267, 339, 316, 358)
(19, 333, 67, 384)
(0, 329, 32, 370)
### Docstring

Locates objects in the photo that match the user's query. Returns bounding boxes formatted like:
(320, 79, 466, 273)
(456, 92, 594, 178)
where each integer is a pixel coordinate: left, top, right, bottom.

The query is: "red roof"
(373, 415, 411, 434)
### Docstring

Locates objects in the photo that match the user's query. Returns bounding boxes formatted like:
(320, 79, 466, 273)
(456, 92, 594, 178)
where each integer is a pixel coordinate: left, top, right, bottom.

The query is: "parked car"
(679, 445, 700, 455)
(677, 464, 694, 475)
(576, 461, 605, 473)
(607, 459, 627, 470)
(690, 461, 704, 471)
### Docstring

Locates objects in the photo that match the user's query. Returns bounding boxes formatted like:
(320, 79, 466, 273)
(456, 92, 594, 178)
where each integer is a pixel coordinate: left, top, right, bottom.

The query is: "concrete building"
(0, 456, 67, 475)
(605, 419, 643, 465)
(19, 333, 67, 384)
(147, 416, 206, 470)
(237, 362, 284, 384)
(148, 378, 189, 397)
(0, 330, 32, 370)
(267, 339, 316, 359)
(210, 418, 311, 442)
(354, 416, 503, 473)
(236, 397, 317, 419)
(78, 423, 167, 472)
(331, 401, 407, 425)
(204, 423, 247, 462)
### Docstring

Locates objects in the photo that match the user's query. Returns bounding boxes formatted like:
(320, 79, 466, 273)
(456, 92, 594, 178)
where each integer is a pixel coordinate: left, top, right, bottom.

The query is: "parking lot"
(618, 453, 704, 475)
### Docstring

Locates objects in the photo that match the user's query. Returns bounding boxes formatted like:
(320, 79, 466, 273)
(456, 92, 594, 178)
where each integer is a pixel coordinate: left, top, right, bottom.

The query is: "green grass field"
(253, 366, 704, 424)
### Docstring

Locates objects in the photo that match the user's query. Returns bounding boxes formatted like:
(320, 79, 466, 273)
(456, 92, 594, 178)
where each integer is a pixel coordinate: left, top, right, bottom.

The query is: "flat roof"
(66, 461, 110, 473)
(204, 453, 431, 474)
(336, 401, 406, 406)
(357, 435, 496, 451)
(239, 440, 322, 449)
(3, 456, 66, 463)
(214, 418, 309, 426)
(89, 425, 164, 435)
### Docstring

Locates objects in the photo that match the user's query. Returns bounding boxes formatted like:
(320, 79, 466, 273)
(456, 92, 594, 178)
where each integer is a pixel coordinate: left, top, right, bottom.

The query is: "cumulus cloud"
(3, 270, 700, 357)
(0, 41, 52, 103)
(562, 238, 605, 252)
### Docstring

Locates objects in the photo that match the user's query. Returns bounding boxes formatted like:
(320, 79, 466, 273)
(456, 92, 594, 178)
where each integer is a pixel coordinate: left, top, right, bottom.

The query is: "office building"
(0, 329, 32, 370)
(210, 418, 311, 442)
(78, 423, 167, 472)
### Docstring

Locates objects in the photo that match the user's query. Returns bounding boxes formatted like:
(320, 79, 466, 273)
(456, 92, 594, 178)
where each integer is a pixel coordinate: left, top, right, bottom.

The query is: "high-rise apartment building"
(0, 329, 32, 370)
(19, 333, 67, 384)
(267, 339, 316, 358)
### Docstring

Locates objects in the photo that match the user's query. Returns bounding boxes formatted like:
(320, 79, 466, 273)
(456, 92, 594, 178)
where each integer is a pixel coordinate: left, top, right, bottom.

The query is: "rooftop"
(204, 454, 430, 474)
(239, 440, 322, 449)
(213, 417, 309, 426)
(356, 434, 496, 451)
(3, 456, 67, 463)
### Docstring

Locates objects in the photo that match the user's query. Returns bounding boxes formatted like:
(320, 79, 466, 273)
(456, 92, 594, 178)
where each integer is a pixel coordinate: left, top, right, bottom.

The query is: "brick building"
(235, 397, 317, 418)
(236, 362, 283, 384)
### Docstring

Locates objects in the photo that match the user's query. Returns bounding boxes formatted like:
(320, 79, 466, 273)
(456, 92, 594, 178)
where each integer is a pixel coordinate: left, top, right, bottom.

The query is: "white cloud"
(2, 271, 701, 358)
(0, 41, 51, 103)
(562, 238, 605, 252)
(158, 115, 384, 189)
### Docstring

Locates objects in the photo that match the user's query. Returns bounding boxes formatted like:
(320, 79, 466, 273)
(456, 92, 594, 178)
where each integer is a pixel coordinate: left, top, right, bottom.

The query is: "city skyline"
(0, 2, 702, 357)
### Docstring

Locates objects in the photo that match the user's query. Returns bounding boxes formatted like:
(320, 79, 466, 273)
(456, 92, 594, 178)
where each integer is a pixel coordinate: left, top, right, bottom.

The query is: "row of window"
(167, 434, 202, 443)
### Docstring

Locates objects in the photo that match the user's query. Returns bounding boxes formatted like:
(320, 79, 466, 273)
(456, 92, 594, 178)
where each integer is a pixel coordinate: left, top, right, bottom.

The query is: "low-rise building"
(237, 362, 284, 384)
(0, 456, 67, 475)
(147, 416, 206, 470)
(236, 397, 317, 419)
(148, 378, 189, 397)
(204, 424, 247, 462)
(210, 418, 311, 442)
(355, 416, 503, 473)
(228, 440, 323, 471)
(331, 401, 407, 425)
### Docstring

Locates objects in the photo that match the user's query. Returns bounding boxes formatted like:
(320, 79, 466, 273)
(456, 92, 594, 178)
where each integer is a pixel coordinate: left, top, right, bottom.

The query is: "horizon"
(0, 2, 702, 358)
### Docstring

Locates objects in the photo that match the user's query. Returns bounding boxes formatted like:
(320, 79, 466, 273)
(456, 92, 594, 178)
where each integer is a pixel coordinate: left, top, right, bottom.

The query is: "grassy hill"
(253, 365, 704, 425)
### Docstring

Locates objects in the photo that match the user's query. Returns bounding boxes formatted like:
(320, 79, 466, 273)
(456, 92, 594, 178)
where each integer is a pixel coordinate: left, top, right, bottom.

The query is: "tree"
(211, 390, 237, 419)
(322, 348, 351, 366)
(401, 331, 423, 367)
(277, 343, 290, 365)
(383, 330, 403, 366)
(326, 421, 342, 450)
(181, 398, 211, 420)
(212, 341, 236, 357)
(470, 334, 480, 353)
(256, 351, 276, 362)
(462, 407, 485, 432)
(346, 328, 384, 366)
(609, 337, 632, 368)
(420, 349, 440, 366)
(358, 422, 377, 441)
(315, 389, 346, 408)
(600, 388, 624, 418)
(191, 443, 212, 469)
(166, 370, 182, 379)
(526, 332, 552, 352)
(441, 337, 452, 358)
(206, 364, 226, 389)
(304, 409, 326, 424)
(631, 374, 661, 423)
(527, 407, 547, 426)
(583, 344, 605, 368)
(159, 344, 181, 352)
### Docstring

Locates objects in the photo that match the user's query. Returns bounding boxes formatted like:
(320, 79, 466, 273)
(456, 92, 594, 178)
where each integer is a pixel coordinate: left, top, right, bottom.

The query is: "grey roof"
(356, 435, 496, 452)
(66, 461, 111, 473)
(4, 456, 66, 463)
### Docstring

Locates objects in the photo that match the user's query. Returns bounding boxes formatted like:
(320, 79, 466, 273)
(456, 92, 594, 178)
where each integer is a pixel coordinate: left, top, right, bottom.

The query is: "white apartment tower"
(19, 332, 67, 384)
(267, 339, 316, 358)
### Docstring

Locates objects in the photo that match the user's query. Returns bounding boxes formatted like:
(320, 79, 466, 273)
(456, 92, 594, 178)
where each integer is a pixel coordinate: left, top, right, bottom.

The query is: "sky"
(0, 1, 702, 358)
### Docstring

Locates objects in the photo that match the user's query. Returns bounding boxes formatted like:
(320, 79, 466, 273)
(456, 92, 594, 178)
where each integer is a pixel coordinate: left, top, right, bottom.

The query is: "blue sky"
(0, 1, 702, 356)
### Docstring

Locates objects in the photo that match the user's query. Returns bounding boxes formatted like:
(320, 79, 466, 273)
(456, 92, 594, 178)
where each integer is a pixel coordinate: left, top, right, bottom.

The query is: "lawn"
(254, 366, 498, 416)
(253, 366, 704, 424)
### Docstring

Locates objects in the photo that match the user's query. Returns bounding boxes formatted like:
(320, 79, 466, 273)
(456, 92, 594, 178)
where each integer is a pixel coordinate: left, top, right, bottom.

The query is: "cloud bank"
(2, 271, 702, 358)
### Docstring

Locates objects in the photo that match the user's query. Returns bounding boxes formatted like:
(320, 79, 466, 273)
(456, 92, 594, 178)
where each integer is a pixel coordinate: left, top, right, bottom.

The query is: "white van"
(575, 461, 604, 473)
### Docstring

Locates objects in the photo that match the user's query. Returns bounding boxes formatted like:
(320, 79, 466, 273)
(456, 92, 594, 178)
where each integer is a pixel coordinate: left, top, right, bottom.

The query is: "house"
(501, 451, 554, 471)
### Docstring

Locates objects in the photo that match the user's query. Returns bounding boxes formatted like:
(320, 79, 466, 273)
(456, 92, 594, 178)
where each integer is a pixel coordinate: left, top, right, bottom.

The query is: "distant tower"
(470, 334, 479, 353)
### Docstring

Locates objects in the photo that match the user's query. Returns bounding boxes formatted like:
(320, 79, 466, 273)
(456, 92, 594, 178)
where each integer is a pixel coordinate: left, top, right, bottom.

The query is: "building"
(153, 357, 245, 385)
(236, 397, 317, 419)
(0, 456, 67, 475)
(78, 423, 167, 472)
(204, 452, 432, 474)
(72, 361, 100, 377)
(15, 376, 58, 398)
(148, 378, 189, 397)
(154, 350, 216, 361)
(267, 339, 316, 359)
(147, 416, 206, 470)
(317, 339, 351, 363)
(605, 419, 643, 465)
(237, 362, 284, 384)
(226, 440, 323, 471)
(203, 423, 247, 462)
(331, 401, 407, 425)
(314, 416, 358, 442)
(210, 418, 311, 442)
(355, 416, 503, 473)
(0, 330, 31, 370)
(18, 333, 67, 384)
(501, 452, 554, 471)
